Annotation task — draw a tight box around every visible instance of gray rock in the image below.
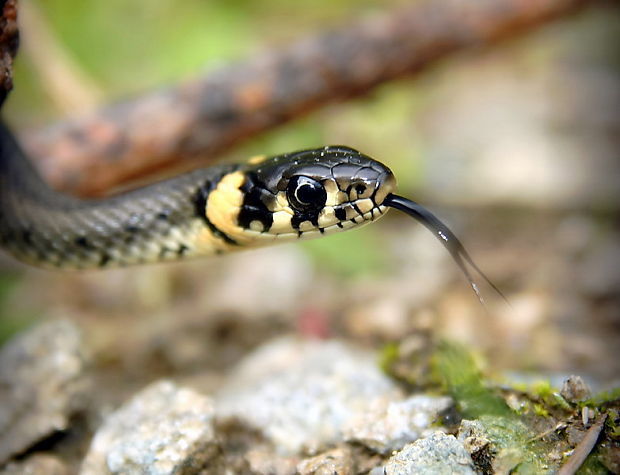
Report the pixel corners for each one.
[344,395,453,454]
[0,320,89,464]
[382,432,477,475]
[81,380,217,475]
[560,375,592,403]
[296,447,355,475]
[458,420,494,474]
[215,337,403,455]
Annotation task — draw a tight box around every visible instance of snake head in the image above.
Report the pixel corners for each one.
[205,146,396,245]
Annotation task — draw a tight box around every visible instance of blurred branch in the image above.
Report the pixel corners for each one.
[19,0,103,115]
[22,0,591,196]
[0,0,18,107]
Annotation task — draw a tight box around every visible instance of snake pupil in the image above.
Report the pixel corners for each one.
[288,176,327,211]
[297,184,317,203]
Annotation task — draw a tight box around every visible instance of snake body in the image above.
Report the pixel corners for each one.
[0,121,395,269]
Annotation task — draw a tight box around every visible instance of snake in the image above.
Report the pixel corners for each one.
[0,119,505,304]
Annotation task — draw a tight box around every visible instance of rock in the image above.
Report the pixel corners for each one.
[560,375,592,403]
[81,380,217,475]
[566,424,587,447]
[382,432,477,475]
[296,447,355,475]
[344,395,453,454]
[458,420,494,474]
[244,448,299,475]
[0,454,70,475]
[215,337,403,455]
[599,443,620,474]
[0,320,89,464]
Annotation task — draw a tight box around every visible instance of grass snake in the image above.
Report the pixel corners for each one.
[0,120,505,304]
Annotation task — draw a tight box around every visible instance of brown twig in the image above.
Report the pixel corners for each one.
[558,413,607,475]
[0,0,18,107]
[21,0,591,196]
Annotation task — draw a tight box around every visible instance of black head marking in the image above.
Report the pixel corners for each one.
[238,172,274,232]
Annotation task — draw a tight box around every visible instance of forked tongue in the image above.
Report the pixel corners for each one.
[383,194,508,306]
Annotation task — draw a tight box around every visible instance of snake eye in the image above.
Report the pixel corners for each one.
[287,176,327,212]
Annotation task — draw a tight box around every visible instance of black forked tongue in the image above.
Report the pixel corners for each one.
[383,194,508,307]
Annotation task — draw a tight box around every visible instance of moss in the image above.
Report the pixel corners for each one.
[433,340,513,419]
[582,388,620,408]
[606,409,620,440]
[533,403,550,418]
[575,455,612,475]
[478,415,553,474]
[432,341,562,473]
[525,380,572,414]
[550,393,573,412]
[531,380,555,399]
[382,339,618,473]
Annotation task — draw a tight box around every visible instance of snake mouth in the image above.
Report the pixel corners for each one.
[383,194,508,306]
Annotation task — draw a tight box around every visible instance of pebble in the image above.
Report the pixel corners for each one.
[0,320,89,464]
[81,380,217,475]
[380,432,477,475]
[560,375,592,403]
[296,447,355,475]
[344,395,454,454]
[215,337,403,455]
[243,448,299,475]
[457,419,494,474]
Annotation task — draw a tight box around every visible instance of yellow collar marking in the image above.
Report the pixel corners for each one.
[205,171,252,244]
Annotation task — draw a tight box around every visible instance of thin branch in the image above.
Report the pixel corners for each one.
[558,413,607,475]
[22,0,591,196]
[0,0,18,107]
